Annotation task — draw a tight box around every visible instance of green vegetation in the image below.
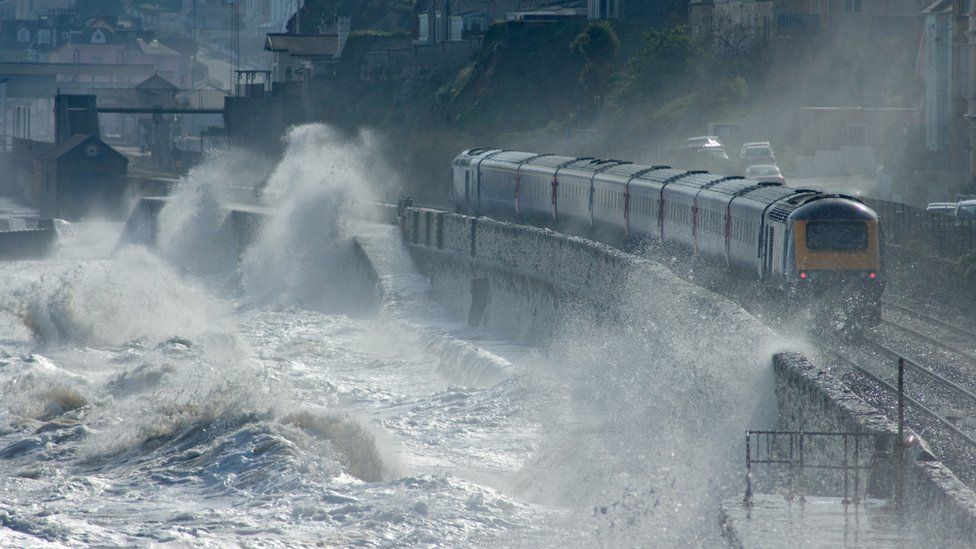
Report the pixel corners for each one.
[440,21,586,132]
[571,21,621,116]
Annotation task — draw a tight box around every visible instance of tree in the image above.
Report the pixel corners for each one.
[617,26,701,108]
[571,21,621,113]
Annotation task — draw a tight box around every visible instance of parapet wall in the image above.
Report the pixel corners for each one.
[775,352,976,541]
[401,207,677,340]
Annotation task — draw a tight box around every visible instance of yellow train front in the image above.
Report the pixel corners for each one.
[782,197,884,326]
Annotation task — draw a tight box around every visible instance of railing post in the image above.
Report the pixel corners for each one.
[853,434,861,504]
[787,433,796,502]
[842,434,850,505]
[744,432,753,504]
[897,357,906,516]
[798,431,806,502]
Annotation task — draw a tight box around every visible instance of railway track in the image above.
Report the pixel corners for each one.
[884,299,976,342]
[828,349,976,448]
[877,316,976,366]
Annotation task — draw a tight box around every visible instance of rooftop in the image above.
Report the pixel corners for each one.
[265,33,340,57]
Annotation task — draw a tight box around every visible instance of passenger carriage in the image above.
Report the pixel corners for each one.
[451,148,884,324]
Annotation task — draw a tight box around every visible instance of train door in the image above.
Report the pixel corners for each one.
[762,225,774,279]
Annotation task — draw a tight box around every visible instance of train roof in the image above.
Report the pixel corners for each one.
[638,168,702,184]
[735,184,797,205]
[566,158,632,170]
[481,151,540,165]
[790,196,878,221]
[527,155,591,168]
[699,178,763,198]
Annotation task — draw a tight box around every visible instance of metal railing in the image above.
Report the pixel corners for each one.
[744,430,898,505]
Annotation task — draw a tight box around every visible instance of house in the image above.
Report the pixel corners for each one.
[34,134,129,220]
[587,0,660,19]
[44,22,191,88]
[690,1,777,39]
[135,37,192,88]
[0,13,76,62]
[792,106,920,178]
[689,0,922,39]
[0,0,73,20]
[418,1,561,43]
[918,0,972,189]
[265,33,343,83]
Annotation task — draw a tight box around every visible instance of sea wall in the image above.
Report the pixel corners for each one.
[399,206,675,341]
[397,205,976,543]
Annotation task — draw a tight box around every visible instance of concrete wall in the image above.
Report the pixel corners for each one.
[401,207,666,341]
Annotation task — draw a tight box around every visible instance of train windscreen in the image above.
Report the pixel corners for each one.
[805,221,868,251]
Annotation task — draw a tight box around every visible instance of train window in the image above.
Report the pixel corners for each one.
[805,221,868,251]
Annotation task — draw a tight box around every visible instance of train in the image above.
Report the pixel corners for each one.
[450,148,884,326]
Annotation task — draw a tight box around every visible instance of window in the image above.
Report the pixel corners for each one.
[37,29,50,44]
[845,0,861,12]
[805,221,868,251]
[16,27,29,42]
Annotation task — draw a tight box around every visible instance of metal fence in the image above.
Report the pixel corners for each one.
[744,430,898,504]
[862,198,976,258]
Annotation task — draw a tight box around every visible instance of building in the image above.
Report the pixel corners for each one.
[918,0,975,193]
[264,32,343,83]
[0,0,73,20]
[792,106,920,179]
[418,1,563,43]
[0,13,76,62]
[34,134,129,220]
[689,0,923,40]
[587,0,659,19]
[44,22,191,88]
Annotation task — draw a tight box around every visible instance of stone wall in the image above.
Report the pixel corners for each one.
[399,207,674,340]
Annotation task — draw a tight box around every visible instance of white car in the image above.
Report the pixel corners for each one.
[926,202,957,216]
[744,164,785,185]
[739,142,776,166]
[955,199,976,220]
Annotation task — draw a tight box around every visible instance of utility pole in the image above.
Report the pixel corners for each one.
[968,2,976,192]
[235,0,240,73]
[951,1,967,189]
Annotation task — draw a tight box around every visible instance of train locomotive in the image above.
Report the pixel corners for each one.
[450,148,884,325]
